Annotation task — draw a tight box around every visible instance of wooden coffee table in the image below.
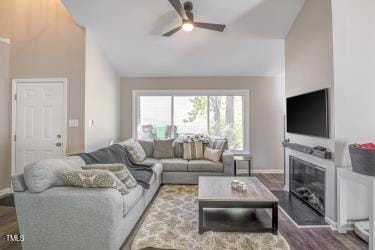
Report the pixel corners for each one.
[198,176,279,235]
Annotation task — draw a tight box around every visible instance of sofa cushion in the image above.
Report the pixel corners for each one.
[188,160,224,172]
[138,139,153,158]
[63,170,128,194]
[160,159,188,172]
[24,158,82,193]
[122,184,143,216]
[153,139,174,159]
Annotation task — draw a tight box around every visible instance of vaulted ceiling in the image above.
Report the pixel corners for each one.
[62,0,305,77]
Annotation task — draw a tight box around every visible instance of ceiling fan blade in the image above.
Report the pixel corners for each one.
[194,22,226,32]
[168,0,187,20]
[162,26,182,37]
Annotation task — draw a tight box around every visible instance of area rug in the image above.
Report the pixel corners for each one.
[131,185,290,250]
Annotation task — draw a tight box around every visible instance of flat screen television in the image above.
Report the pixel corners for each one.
[286,89,329,138]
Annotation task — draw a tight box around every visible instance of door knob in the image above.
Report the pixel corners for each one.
[56,142,62,147]
[57,134,62,138]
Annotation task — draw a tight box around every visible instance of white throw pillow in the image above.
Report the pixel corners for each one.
[204,147,222,163]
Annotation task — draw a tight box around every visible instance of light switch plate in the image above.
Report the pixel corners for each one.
[68,119,79,128]
[89,120,94,127]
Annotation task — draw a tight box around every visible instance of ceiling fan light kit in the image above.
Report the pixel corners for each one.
[182,21,194,31]
[162,0,226,37]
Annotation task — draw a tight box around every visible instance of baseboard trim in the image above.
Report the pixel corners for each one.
[325,216,338,231]
[252,169,284,174]
[0,188,12,198]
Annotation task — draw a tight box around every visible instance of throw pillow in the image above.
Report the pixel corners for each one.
[203,147,222,163]
[138,139,154,158]
[208,138,228,151]
[183,141,204,160]
[81,164,137,188]
[174,142,184,158]
[63,170,128,194]
[119,138,146,163]
[209,138,227,153]
[153,139,174,159]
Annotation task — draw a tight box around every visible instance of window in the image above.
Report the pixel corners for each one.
[139,96,171,128]
[133,90,249,153]
[174,96,208,134]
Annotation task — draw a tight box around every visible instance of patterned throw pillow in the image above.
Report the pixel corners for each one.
[183,141,204,160]
[203,147,222,163]
[63,170,128,194]
[119,139,146,163]
[81,164,137,188]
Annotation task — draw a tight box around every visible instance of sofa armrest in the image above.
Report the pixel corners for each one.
[222,150,234,176]
[14,187,123,250]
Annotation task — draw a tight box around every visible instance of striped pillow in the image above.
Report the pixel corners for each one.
[208,139,228,159]
[183,141,204,160]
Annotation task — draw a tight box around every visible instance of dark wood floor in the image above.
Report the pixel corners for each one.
[256,174,367,250]
[0,174,368,250]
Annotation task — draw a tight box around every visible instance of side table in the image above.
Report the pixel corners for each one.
[234,154,252,176]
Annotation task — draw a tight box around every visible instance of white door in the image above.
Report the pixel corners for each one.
[14,80,66,174]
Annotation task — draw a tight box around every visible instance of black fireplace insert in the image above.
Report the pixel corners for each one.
[289,156,326,215]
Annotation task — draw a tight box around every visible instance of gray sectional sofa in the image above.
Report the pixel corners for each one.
[12,139,234,250]
[138,139,234,184]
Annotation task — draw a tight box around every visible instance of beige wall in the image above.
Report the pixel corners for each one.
[85,30,120,152]
[0,41,10,190]
[285,0,336,221]
[121,77,285,171]
[0,0,86,156]
[285,0,334,97]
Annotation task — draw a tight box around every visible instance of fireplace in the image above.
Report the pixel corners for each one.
[289,156,326,215]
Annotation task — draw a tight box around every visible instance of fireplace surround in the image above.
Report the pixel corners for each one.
[289,156,326,215]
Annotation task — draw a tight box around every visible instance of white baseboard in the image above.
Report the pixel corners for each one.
[252,169,284,174]
[325,216,338,231]
[0,188,12,198]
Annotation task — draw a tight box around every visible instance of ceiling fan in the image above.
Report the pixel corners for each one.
[162,0,226,37]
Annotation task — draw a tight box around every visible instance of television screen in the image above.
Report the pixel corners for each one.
[286,89,329,138]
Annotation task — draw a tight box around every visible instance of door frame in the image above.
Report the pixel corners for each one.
[11,78,68,176]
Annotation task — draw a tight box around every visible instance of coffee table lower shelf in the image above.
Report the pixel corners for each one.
[198,201,278,235]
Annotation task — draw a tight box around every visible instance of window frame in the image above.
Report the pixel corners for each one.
[132,89,250,154]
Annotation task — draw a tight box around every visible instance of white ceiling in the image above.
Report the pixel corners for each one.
[62,0,305,77]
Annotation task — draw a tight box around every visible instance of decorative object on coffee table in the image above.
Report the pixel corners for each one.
[198,176,279,235]
[234,154,252,176]
[131,185,289,250]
